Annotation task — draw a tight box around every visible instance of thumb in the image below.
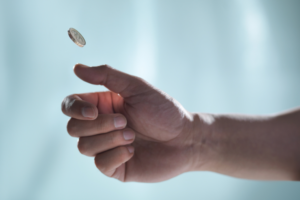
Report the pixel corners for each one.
[73,64,152,98]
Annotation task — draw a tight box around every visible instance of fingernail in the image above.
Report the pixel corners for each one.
[127,146,134,154]
[82,107,96,118]
[123,130,135,140]
[114,116,126,128]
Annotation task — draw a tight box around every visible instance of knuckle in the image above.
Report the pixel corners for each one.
[135,76,144,82]
[96,64,112,74]
[119,178,126,183]
[133,76,146,85]
[77,138,90,156]
[96,65,113,86]
[77,138,94,156]
[94,156,107,173]
[118,147,130,161]
[113,131,121,145]
[110,131,123,146]
[107,132,117,146]
[96,117,105,131]
[100,64,112,71]
[67,119,77,137]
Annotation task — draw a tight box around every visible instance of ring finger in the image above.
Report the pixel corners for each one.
[77,128,136,157]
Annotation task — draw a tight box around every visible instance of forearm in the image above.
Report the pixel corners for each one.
[192,108,300,180]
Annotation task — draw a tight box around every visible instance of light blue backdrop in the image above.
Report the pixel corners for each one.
[0,0,300,200]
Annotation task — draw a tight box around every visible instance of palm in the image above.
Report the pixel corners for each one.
[96,89,193,182]
[71,64,195,182]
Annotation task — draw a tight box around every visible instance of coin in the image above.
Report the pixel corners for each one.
[68,28,86,47]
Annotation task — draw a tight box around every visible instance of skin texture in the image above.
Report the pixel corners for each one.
[62,64,202,182]
[62,64,300,182]
[202,110,300,180]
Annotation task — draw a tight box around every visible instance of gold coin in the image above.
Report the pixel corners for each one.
[68,28,86,47]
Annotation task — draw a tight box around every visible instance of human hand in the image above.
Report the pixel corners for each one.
[61,64,203,182]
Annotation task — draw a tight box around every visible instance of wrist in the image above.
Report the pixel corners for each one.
[188,112,218,172]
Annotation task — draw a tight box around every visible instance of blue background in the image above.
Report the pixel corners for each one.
[1,0,300,199]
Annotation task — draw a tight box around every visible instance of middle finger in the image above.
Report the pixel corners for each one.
[77,128,136,157]
[67,113,127,137]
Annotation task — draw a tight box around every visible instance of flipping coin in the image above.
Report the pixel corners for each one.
[68,28,86,47]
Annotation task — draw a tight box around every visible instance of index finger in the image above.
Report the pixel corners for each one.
[61,94,98,120]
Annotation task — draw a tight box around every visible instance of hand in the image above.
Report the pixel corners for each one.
[61,64,202,182]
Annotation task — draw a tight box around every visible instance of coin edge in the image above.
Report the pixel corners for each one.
[68,28,86,47]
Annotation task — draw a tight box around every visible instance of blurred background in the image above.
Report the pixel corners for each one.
[0,0,300,199]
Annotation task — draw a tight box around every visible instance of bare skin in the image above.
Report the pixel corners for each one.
[61,64,300,182]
